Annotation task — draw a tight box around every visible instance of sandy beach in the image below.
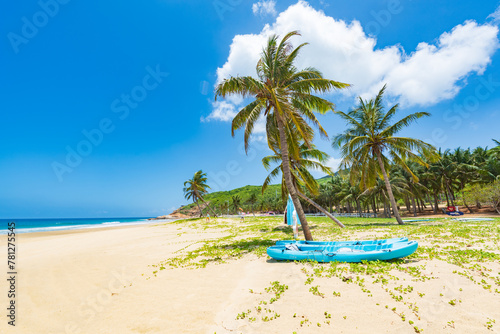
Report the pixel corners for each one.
[4,1,500,333]
[1,217,499,333]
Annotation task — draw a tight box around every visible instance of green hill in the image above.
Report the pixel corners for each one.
[179,175,334,215]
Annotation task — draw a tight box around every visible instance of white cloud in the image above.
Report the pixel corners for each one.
[252,0,277,17]
[216,33,268,85]
[379,21,500,106]
[319,0,330,9]
[469,121,479,130]
[252,115,266,133]
[325,157,342,173]
[488,5,500,23]
[309,156,341,178]
[202,100,267,142]
[201,101,237,122]
[208,0,499,119]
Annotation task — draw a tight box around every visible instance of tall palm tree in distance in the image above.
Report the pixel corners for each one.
[489,139,500,160]
[333,85,437,225]
[215,31,349,240]
[231,195,242,214]
[183,170,217,217]
[247,193,258,216]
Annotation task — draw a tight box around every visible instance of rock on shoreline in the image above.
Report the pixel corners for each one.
[148,213,191,220]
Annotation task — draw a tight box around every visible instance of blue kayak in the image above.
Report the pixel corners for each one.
[275,237,408,247]
[267,241,418,263]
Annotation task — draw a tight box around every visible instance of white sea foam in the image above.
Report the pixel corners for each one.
[0,218,176,234]
[102,221,120,225]
[5,224,92,234]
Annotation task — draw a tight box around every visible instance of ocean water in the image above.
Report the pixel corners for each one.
[0,217,173,234]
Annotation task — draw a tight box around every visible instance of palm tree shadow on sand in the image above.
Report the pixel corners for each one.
[342,221,445,228]
[271,225,319,234]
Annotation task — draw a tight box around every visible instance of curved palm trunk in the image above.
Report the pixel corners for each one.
[444,189,450,207]
[276,115,313,240]
[405,196,411,212]
[297,191,345,228]
[195,200,203,217]
[461,191,473,213]
[383,200,391,218]
[375,151,404,225]
[194,190,217,217]
[408,183,417,217]
[446,182,455,206]
[433,193,439,213]
[411,197,417,217]
[427,195,434,213]
[198,196,218,217]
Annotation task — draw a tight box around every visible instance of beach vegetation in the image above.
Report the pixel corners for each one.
[150,215,499,331]
[309,285,324,297]
[486,318,496,330]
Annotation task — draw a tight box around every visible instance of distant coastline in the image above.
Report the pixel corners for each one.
[0,217,176,234]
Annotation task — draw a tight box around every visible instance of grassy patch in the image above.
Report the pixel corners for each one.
[151,216,500,331]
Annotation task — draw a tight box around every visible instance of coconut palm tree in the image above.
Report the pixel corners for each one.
[247,193,258,216]
[231,195,242,214]
[262,139,345,228]
[339,183,363,215]
[215,31,349,240]
[361,174,410,218]
[395,162,428,216]
[332,85,437,225]
[449,148,485,213]
[429,149,458,207]
[183,170,217,217]
[318,182,334,213]
[490,139,500,157]
[327,175,347,213]
[220,201,229,215]
[487,140,500,179]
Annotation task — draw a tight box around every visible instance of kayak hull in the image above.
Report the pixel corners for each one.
[267,241,418,263]
[275,237,408,247]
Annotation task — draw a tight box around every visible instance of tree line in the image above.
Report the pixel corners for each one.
[183,31,500,240]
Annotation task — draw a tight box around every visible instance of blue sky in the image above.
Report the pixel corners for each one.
[1,0,499,218]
